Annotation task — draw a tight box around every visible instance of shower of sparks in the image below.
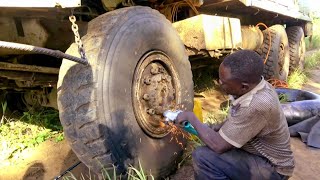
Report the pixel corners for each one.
[167,122,191,149]
[161,104,191,149]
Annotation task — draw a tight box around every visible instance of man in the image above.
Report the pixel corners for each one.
[176,50,294,180]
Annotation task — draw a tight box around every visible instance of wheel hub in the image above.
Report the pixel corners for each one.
[133,51,181,138]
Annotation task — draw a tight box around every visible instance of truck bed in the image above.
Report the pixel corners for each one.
[200,0,311,25]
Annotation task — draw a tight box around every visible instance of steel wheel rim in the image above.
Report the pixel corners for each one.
[133,51,181,138]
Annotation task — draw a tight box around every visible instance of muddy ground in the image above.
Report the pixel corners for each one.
[1,63,320,180]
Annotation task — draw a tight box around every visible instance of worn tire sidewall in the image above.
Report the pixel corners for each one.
[286,26,305,72]
[98,10,193,175]
[259,25,290,80]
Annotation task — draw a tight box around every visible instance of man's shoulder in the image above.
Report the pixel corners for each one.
[250,86,279,111]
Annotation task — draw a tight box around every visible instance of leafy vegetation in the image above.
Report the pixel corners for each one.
[0,107,63,161]
[278,93,289,103]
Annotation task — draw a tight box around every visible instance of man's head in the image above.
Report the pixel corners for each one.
[219,50,264,96]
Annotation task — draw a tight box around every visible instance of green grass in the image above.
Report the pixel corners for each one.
[305,50,320,69]
[287,69,308,89]
[0,108,64,161]
[126,160,154,180]
[306,36,320,50]
[306,18,320,50]
[204,108,228,125]
[203,99,229,125]
[0,101,7,124]
[62,161,154,180]
[278,93,289,103]
[287,48,320,89]
[193,67,219,93]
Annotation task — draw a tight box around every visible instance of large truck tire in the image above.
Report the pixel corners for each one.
[256,25,290,81]
[57,7,193,178]
[286,26,306,72]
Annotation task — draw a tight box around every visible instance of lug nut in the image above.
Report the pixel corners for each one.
[143,94,150,101]
[146,108,155,115]
[144,77,151,85]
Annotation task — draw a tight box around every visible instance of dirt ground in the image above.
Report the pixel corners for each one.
[290,65,320,180]
[1,60,320,180]
[0,140,94,180]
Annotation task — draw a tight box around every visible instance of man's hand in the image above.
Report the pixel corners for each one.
[176,111,233,154]
[176,111,198,125]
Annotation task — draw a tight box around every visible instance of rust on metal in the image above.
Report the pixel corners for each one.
[0,70,57,81]
[0,70,57,88]
[0,61,59,74]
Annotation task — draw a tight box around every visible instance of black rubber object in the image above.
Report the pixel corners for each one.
[256,25,290,81]
[276,88,320,126]
[286,26,306,72]
[57,7,193,178]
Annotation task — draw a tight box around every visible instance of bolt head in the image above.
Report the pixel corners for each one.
[146,108,155,115]
[144,77,151,85]
[143,94,150,101]
[159,67,165,73]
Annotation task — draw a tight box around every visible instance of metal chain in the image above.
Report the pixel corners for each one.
[69,15,87,61]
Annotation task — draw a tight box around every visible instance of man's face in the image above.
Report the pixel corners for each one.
[218,64,243,96]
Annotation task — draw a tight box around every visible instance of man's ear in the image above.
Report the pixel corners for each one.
[241,82,250,91]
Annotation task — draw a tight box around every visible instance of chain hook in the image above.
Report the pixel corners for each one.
[69,10,88,63]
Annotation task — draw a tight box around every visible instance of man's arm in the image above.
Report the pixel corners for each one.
[210,121,225,132]
[176,112,233,154]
